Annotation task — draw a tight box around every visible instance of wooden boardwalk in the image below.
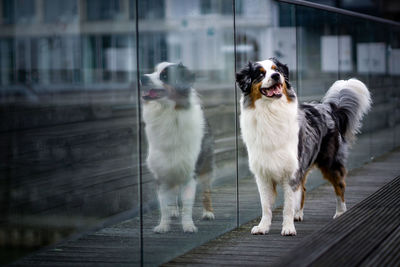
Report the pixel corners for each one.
[277,175,400,267]
[165,148,400,266]
[11,148,400,266]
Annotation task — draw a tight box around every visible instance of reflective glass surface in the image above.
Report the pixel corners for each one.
[337,15,372,168]
[391,27,400,147]
[137,0,237,264]
[295,6,340,193]
[0,0,139,264]
[367,23,396,159]
[296,7,338,99]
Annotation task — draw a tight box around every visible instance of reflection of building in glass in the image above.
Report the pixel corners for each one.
[0,0,136,87]
[0,0,289,89]
[2,0,397,91]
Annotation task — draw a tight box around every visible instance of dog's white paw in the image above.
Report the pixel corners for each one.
[333,211,345,219]
[182,222,198,233]
[154,223,170,233]
[294,209,304,221]
[170,208,179,218]
[202,210,215,220]
[251,224,270,235]
[281,223,296,236]
[334,200,347,219]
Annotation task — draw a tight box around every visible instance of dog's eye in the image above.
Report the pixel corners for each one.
[160,71,167,80]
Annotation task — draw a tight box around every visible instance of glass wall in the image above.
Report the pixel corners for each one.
[337,15,372,168]
[295,6,340,190]
[1,0,399,266]
[137,0,237,265]
[367,22,396,158]
[391,26,400,147]
[0,0,140,265]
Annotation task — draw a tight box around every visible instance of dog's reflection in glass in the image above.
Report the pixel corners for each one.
[141,62,215,233]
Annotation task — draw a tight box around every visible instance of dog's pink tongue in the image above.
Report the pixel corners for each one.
[149,90,158,98]
[267,90,274,97]
[273,85,281,95]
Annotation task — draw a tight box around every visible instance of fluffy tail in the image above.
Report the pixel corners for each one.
[323,78,372,141]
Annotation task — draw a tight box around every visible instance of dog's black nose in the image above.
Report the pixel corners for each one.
[140,75,150,86]
[271,73,280,81]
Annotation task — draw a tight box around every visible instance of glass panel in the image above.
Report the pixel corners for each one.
[337,15,372,169]
[391,27,400,147]
[367,22,396,158]
[0,0,139,265]
[138,0,237,265]
[296,6,340,192]
[235,1,298,225]
[296,6,339,99]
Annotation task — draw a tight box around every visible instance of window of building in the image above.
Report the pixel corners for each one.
[44,0,78,23]
[86,0,122,21]
[2,0,36,24]
[200,0,234,15]
[135,0,165,20]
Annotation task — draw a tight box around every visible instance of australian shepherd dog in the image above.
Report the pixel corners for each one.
[236,58,371,236]
[141,62,215,233]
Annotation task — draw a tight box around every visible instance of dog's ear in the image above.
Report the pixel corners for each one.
[177,64,195,87]
[270,57,292,90]
[236,61,256,95]
[161,63,195,89]
[270,57,289,81]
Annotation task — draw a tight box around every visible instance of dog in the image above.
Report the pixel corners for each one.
[236,58,371,236]
[141,62,215,233]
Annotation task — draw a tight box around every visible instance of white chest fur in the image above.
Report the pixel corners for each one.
[143,92,204,184]
[240,97,299,182]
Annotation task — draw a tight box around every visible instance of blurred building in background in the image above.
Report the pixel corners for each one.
[0,0,297,95]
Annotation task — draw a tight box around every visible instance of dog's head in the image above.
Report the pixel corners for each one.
[236,58,296,108]
[141,62,195,108]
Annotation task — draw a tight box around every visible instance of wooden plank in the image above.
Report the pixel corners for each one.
[275,175,400,266]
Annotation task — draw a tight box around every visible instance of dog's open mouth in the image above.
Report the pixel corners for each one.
[142,89,167,100]
[260,83,283,98]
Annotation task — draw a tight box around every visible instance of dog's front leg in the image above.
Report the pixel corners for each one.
[252,176,276,235]
[154,184,174,233]
[181,178,198,233]
[281,181,297,236]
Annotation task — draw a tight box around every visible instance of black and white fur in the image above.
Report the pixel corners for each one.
[236,58,371,236]
[141,62,215,233]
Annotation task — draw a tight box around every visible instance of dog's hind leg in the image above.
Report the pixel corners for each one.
[319,165,347,219]
[198,172,215,220]
[181,177,198,233]
[293,184,305,221]
[251,176,276,235]
[293,170,311,221]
